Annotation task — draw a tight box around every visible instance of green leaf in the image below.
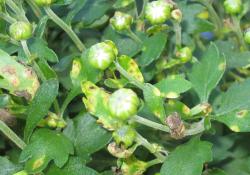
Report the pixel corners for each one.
[0,49,40,99]
[73,0,113,25]
[203,169,227,175]
[222,157,250,175]
[155,74,192,98]
[143,83,166,122]
[20,128,74,174]
[160,137,212,175]
[74,113,111,160]
[214,79,250,115]
[0,156,22,175]
[37,59,57,80]
[137,32,167,67]
[24,79,59,141]
[188,43,226,102]
[214,110,250,132]
[47,157,99,175]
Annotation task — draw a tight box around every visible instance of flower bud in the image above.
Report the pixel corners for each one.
[171,9,182,22]
[110,11,133,31]
[34,0,55,6]
[13,170,28,175]
[244,28,250,44]
[9,21,33,41]
[46,112,59,128]
[113,125,136,148]
[176,46,192,63]
[88,40,118,70]
[108,88,140,120]
[145,0,172,25]
[107,142,137,158]
[121,157,147,175]
[223,0,242,15]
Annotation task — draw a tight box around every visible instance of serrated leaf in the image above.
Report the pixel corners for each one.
[155,74,192,98]
[81,81,121,130]
[0,49,39,99]
[188,43,226,102]
[24,79,59,141]
[46,157,99,175]
[160,137,212,175]
[0,156,22,175]
[20,129,74,174]
[143,83,165,122]
[118,55,144,83]
[137,32,167,67]
[214,109,250,132]
[74,113,111,160]
[214,79,250,115]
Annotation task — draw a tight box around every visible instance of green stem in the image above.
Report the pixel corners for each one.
[146,159,162,168]
[25,0,42,18]
[21,40,31,58]
[5,0,29,22]
[173,21,182,48]
[135,132,166,162]
[127,28,143,44]
[138,0,149,19]
[114,61,144,89]
[44,7,85,52]
[197,0,222,37]
[132,115,170,132]
[184,119,205,136]
[0,12,16,23]
[0,120,26,149]
[231,16,247,51]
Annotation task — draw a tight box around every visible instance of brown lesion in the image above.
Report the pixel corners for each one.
[1,66,17,75]
[165,112,185,139]
[0,108,17,127]
[14,90,32,100]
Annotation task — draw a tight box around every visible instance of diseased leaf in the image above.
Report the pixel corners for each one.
[20,129,74,174]
[46,157,99,175]
[155,74,192,98]
[160,137,212,175]
[143,83,166,122]
[24,79,59,141]
[137,32,167,67]
[214,110,250,132]
[214,79,250,115]
[188,43,226,102]
[0,49,39,99]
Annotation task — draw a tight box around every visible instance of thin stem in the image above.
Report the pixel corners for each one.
[138,0,149,19]
[231,16,247,51]
[21,40,31,58]
[44,7,85,52]
[25,0,42,18]
[132,115,170,132]
[173,21,182,48]
[5,0,29,22]
[0,12,16,23]
[0,120,26,149]
[146,159,162,168]
[127,28,143,44]
[184,119,205,136]
[114,61,144,89]
[136,132,166,162]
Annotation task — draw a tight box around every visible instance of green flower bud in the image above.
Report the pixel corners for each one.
[88,40,117,70]
[223,0,242,14]
[108,88,140,120]
[107,142,137,158]
[57,120,67,128]
[176,47,192,63]
[34,0,55,6]
[145,0,172,25]
[244,28,250,44]
[9,21,33,41]
[113,125,136,148]
[110,11,133,31]
[121,157,147,175]
[46,112,59,128]
[171,9,182,22]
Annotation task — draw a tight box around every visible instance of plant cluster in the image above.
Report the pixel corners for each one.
[1,0,250,175]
